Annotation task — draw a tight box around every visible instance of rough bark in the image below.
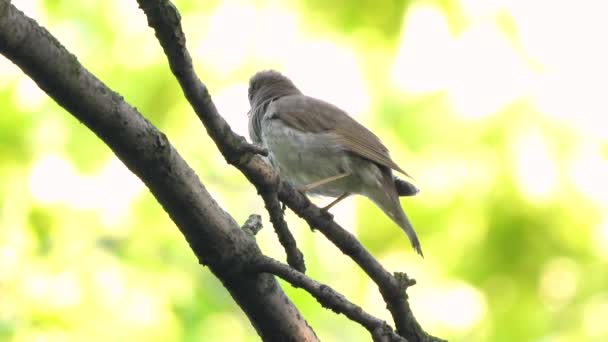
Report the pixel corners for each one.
[0,1,444,341]
[0,2,317,341]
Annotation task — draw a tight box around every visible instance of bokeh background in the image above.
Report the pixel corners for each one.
[1,0,607,341]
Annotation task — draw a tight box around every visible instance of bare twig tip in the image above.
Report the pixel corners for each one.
[242,214,263,235]
[393,272,417,290]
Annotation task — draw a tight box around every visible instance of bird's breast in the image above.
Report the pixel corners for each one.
[261,118,352,197]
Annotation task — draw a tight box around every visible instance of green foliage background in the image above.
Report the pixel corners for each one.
[1,0,607,341]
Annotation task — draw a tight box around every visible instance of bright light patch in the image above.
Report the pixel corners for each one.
[391,4,451,93]
[459,0,503,19]
[538,257,578,309]
[201,313,247,341]
[96,158,145,227]
[108,0,148,35]
[116,289,165,328]
[248,5,300,63]
[0,246,18,281]
[92,265,127,306]
[583,294,608,339]
[22,269,51,302]
[0,58,20,89]
[446,23,531,119]
[412,281,487,331]
[213,83,250,137]
[512,0,608,139]
[32,117,69,152]
[193,1,257,74]
[193,2,299,75]
[510,129,558,202]
[14,0,46,23]
[417,151,498,207]
[533,71,608,140]
[285,40,369,117]
[109,0,160,69]
[326,196,356,234]
[29,154,77,205]
[21,268,81,309]
[594,219,608,260]
[28,155,144,227]
[567,143,608,206]
[392,4,530,119]
[49,272,82,309]
[509,0,608,71]
[14,77,46,112]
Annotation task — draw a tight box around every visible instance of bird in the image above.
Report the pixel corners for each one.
[247,70,423,256]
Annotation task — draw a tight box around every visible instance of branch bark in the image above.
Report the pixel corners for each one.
[134,1,442,341]
[251,256,406,342]
[0,0,444,341]
[0,2,317,341]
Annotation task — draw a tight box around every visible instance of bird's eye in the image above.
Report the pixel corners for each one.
[248,83,256,101]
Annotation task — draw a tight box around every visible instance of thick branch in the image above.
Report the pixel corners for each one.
[133,1,442,341]
[0,2,317,341]
[253,256,407,342]
[136,0,305,271]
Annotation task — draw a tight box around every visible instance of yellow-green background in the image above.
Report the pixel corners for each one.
[1,0,607,341]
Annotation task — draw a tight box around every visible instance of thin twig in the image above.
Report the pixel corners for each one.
[134,1,443,341]
[136,0,304,273]
[260,192,306,272]
[278,183,430,339]
[241,214,263,235]
[0,2,319,340]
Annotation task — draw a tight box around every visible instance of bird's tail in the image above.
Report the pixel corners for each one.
[392,203,423,257]
[369,173,424,257]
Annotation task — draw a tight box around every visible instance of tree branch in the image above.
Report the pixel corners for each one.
[135,0,306,272]
[279,184,437,340]
[133,1,443,340]
[241,214,264,235]
[252,255,407,342]
[0,2,317,341]
[0,0,445,340]
[261,191,306,272]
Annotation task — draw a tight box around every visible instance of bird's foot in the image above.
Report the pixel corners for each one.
[319,208,334,220]
[236,136,268,156]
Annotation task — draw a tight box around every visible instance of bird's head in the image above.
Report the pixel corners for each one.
[248,70,301,105]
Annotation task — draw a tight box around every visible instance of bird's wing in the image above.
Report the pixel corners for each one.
[270,95,410,176]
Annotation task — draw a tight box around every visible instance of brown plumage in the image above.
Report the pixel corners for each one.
[270,95,411,177]
[248,70,423,256]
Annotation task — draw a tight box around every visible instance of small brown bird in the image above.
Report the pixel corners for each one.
[248,70,423,256]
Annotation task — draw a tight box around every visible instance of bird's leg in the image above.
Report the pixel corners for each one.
[235,135,268,156]
[321,193,350,212]
[296,172,351,193]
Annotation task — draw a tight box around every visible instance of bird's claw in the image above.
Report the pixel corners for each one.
[319,207,334,220]
[237,137,268,156]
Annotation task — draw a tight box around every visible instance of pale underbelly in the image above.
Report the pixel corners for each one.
[262,119,359,197]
